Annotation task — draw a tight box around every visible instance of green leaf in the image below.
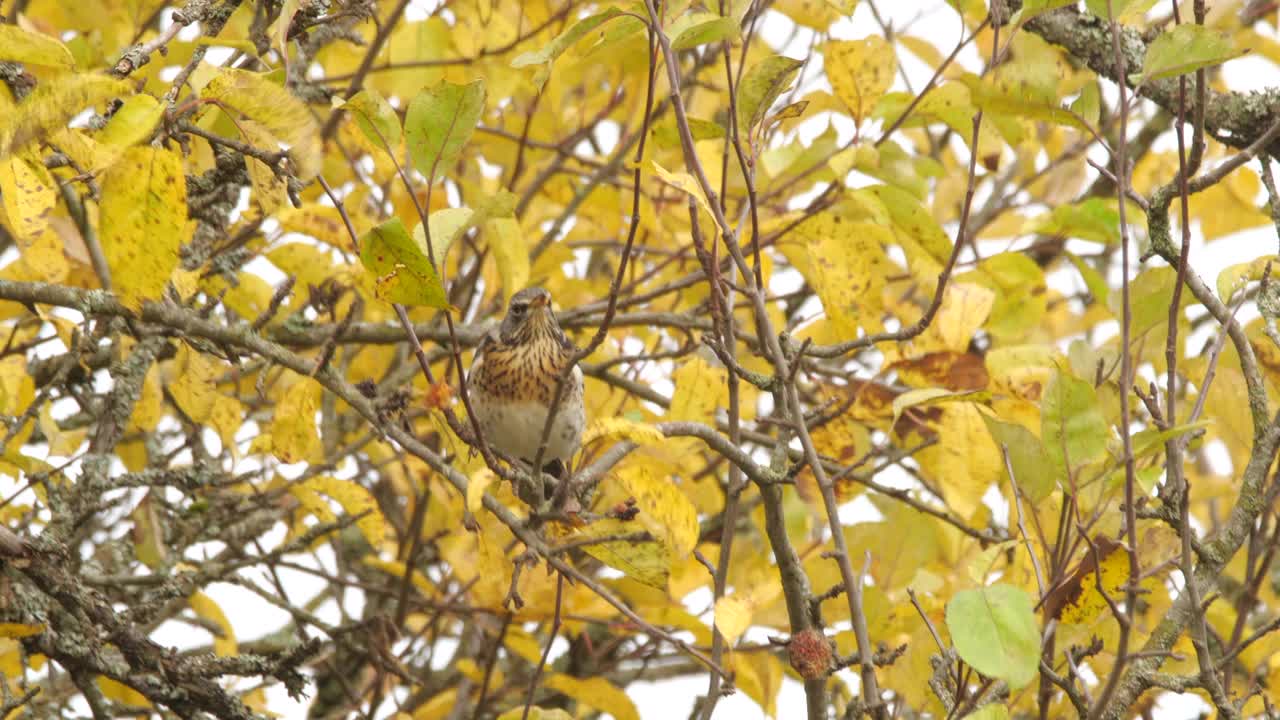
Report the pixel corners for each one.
[1116,267,1179,337]
[946,584,1040,689]
[963,74,1085,131]
[967,252,1048,342]
[511,7,626,87]
[1066,251,1110,306]
[1028,198,1120,245]
[736,56,804,133]
[1084,0,1144,20]
[1131,420,1211,459]
[672,16,740,50]
[100,147,188,311]
[202,68,321,179]
[413,190,519,264]
[651,116,725,150]
[359,218,448,308]
[1041,369,1109,483]
[0,24,75,67]
[340,89,401,149]
[1217,255,1278,302]
[416,207,474,265]
[1137,24,1245,85]
[1069,83,1100,129]
[868,184,954,266]
[983,415,1055,502]
[405,79,486,181]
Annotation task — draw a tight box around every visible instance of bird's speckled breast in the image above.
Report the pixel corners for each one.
[472,336,577,406]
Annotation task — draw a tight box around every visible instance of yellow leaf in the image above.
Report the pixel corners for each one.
[0,639,19,678]
[188,591,237,656]
[668,355,727,425]
[581,417,664,447]
[130,491,167,570]
[411,689,458,720]
[914,402,1003,519]
[931,282,996,352]
[37,404,85,457]
[774,0,856,29]
[1217,254,1278,301]
[486,218,529,303]
[99,146,187,310]
[210,395,242,451]
[298,476,388,548]
[733,651,783,717]
[789,212,892,337]
[267,241,336,289]
[289,481,336,528]
[455,657,485,682]
[277,205,352,249]
[1189,165,1271,242]
[0,623,43,639]
[170,267,201,301]
[97,676,149,708]
[898,34,944,67]
[825,37,896,122]
[242,687,272,715]
[18,227,69,283]
[544,675,639,720]
[96,93,166,160]
[575,518,672,588]
[271,378,322,464]
[0,153,56,243]
[0,74,129,156]
[0,24,74,67]
[714,594,755,644]
[202,68,321,180]
[650,160,713,218]
[614,464,698,560]
[128,365,163,432]
[239,118,286,214]
[496,708,572,720]
[466,467,496,515]
[503,626,543,663]
[170,344,219,423]
[1059,544,1130,626]
[206,272,274,320]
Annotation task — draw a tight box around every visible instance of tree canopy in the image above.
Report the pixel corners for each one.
[2,0,1280,719]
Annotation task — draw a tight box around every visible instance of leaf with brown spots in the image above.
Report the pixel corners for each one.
[99,146,187,310]
[890,351,990,391]
[825,37,896,123]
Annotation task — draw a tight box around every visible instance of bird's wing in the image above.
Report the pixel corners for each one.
[555,327,577,353]
[469,330,500,378]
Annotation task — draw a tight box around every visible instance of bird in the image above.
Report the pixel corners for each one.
[467,287,585,480]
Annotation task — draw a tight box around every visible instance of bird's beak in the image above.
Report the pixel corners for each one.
[530,294,549,309]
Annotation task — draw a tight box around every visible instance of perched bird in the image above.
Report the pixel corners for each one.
[468,287,585,478]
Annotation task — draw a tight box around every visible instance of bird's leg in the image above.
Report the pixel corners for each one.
[542,458,567,481]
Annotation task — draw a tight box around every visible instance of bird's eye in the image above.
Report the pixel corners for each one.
[511,303,527,316]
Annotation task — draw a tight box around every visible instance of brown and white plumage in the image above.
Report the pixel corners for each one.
[468,287,585,469]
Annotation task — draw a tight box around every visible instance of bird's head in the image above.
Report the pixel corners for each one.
[499,287,561,344]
